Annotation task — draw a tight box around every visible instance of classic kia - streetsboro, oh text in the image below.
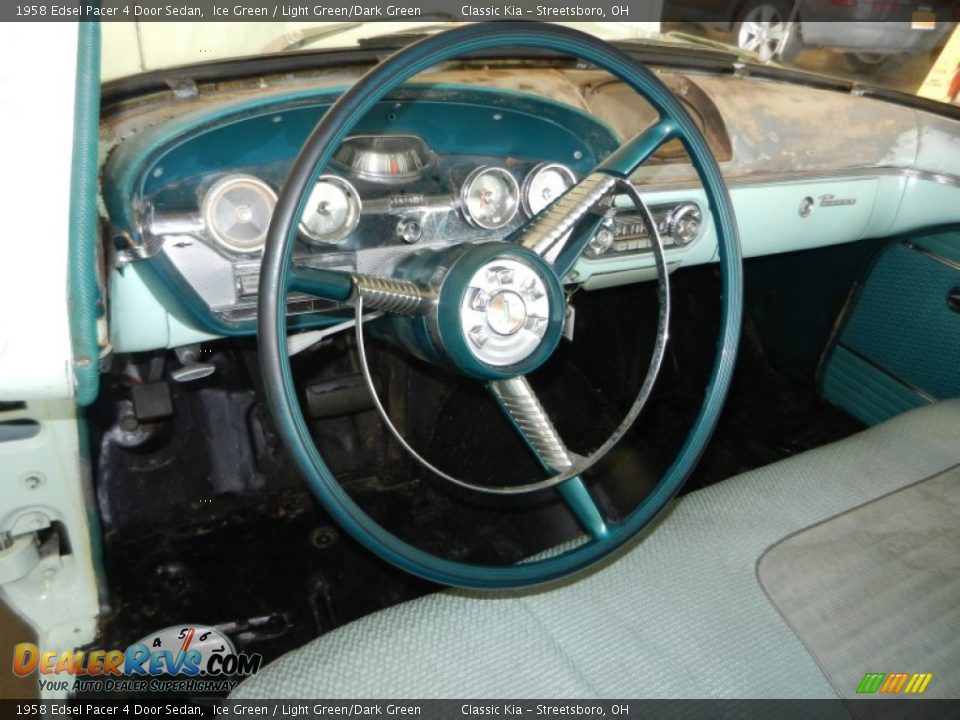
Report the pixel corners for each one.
[461,4,609,15]
[462,705,608,716]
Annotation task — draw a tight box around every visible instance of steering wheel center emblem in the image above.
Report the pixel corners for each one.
[487,290,527,336]
[458,257,555,368]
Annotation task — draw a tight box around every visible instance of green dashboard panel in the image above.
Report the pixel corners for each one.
[103,84,618,237]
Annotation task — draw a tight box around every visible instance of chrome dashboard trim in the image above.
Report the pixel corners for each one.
[630,166,960,194]
[360,194,456,215]
[114,232,166,266]
[119,163,960,329]
[899,168,960,188]
[126,166,960,267]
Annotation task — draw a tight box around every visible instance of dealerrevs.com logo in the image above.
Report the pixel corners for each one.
[13,625,262,694]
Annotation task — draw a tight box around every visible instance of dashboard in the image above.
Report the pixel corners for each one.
[101,67,960,352]
[103,84,706,338]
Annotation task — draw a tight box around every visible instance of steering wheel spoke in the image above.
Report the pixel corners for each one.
[288,265,354,301]
[507,117,680,278]
[352,273,432,316]
[595,116,680,177]
[288,265,430,316]
[556,477,609,541]
[508,172,617,266]
[488,376,609,539]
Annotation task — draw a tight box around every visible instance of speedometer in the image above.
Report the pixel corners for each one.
[522,163,575,216]
[335,135,434,182]
[299,175,361,245]
[461,166,520,230]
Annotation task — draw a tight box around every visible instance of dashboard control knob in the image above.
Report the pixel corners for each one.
[667,203,701,246]
[587,228,614,257]
[396,217,422,244]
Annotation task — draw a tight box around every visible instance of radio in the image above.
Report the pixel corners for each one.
[586,202,702,258]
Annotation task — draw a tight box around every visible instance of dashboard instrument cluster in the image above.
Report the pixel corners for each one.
[105,85,707,338]
[191,134,582,253]
[138,133,590,325]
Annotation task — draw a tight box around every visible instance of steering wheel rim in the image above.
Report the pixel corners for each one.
[259,22,743,589]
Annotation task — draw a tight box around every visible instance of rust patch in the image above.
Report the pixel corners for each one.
[691,74,918,173]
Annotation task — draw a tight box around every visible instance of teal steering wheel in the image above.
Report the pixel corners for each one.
[258,22,743,589]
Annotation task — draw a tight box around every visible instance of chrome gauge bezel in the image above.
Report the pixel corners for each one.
[202,174,277,254]
[299,175,362,246]
[460,166,520,230]
[521,162,576,217]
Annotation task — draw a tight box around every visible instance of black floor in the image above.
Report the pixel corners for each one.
[646,325,864,494]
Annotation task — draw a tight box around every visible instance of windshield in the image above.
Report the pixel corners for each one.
[102,18,960,107]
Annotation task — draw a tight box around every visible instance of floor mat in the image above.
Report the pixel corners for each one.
[757,465,960,700]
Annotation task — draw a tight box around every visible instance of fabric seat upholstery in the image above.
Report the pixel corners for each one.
[232,400,960,699]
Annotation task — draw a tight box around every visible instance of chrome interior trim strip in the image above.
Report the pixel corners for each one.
[899,168,960,188]
[903,240,960,272]
[629,166,960,194]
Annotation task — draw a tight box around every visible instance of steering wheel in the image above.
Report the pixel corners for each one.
[259,22,742,589]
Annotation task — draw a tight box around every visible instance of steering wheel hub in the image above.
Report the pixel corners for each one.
[428,244,565,380]
[486,291,526,336]
[459,256,552,367]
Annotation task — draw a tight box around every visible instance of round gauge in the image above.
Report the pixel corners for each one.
[202,175,277,253]
[461,166,520,230]
[522,163,576,216]
[299,175,362,245]
[334,135,434,182]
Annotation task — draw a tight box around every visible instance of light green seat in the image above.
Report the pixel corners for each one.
[232,400,960,699]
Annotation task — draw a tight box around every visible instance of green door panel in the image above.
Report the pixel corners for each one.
[821,229,960,425]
